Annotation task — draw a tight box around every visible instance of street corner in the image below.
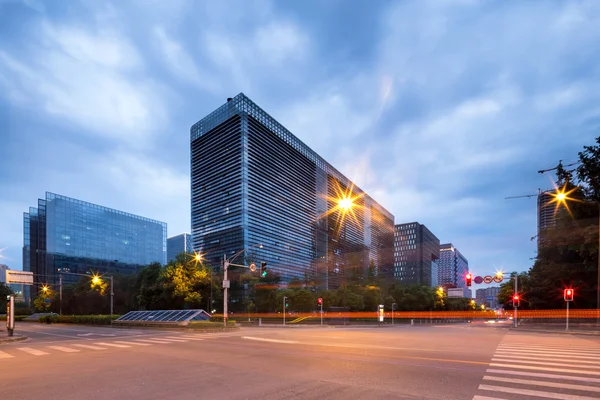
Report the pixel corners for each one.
[0,334,28,344]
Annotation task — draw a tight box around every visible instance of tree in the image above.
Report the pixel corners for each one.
[34,289,53,312]
[133,263,167,310]
[162,255,210,308]
[0,283,13,310]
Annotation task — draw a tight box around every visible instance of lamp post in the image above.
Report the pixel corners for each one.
[222,244,263,327]
[392,302,396,325]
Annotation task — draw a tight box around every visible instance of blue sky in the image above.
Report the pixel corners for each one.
[0,0,598,293]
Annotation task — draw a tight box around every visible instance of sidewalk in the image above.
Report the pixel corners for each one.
[0,331,27,343]
[512,324,600,336]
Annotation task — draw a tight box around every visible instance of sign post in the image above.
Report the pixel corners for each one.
[564,289,574,331]
[6,294,15,337]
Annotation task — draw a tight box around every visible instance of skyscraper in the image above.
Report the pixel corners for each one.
[167,233,193,262]
[190,94,394,287]
[23,192,167,292]
[438,243,469,288]
[393,222,440,286]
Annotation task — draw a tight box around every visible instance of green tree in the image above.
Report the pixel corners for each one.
[133,262,167,310]
[0,283,13,310]
[162,255,210,308]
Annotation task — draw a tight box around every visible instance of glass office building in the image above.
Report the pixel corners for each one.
[393,222,440,287]
[23,192,167,290]
[167,233,194,262]
[438,243,469,288]
[191,93,394,288]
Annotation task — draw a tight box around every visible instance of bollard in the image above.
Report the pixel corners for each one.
[411,319,414,326]
[259,318,262,327]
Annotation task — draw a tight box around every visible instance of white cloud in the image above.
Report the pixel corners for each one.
[0,21,167,146]
[253,22,309,65]
[153,26,219,93]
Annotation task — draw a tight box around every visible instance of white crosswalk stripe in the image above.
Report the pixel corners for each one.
[165,336,204,341]
[47,346,79,353]
[133,339,174,344]
[147,337,187,342]
[0,351,14,359]
[16,347,49,356]
[95,342,131,348]
[72,344,106,350]
[472,336,600,400]
[113,341,151,346]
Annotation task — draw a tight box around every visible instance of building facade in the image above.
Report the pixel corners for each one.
[190,94,394,288]
[476,286,500,309]
[23,192,167,291]
[167,233,194,262]
[438,243,469,288]
[393,222,440,286]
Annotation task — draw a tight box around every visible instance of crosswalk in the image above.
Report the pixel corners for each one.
[472,336,600,400]
[0,333,233,360]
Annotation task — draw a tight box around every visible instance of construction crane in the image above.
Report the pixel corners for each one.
[538,160,580,174]
[505,189,542,200]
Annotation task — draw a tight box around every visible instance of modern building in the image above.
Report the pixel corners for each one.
[167,233,194,262]
[23,192,167,293]
[190,93,394,288]
[476,286,500,309]
[393,222,440,286]
[438,243,469,288]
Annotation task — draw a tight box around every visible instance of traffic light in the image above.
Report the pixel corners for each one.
[564,289,574,302]
[466,273,472,287]
[260,262,268,277]
[317,297,323,306]
[513,294,520,307]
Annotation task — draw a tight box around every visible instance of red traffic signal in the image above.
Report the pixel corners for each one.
[465,273,472,287]
[564,289,574,302]
[513,294,520,307]
[317,297,323,306]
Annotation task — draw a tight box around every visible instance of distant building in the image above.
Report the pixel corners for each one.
[167,233,193,262]
[23,192,167,294]
[393,222,440,287]
[438,243,469,288]
[476,286,501,308]
[190,93,394,288]
[0,264,8,282]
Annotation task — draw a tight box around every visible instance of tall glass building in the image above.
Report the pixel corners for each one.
[438,243,469,288]
[191,93,394,288]
[393,222,440,286]
[23,192,167,291]
[167,233,193,262]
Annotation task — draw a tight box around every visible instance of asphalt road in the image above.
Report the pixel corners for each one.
[1,322,600,400]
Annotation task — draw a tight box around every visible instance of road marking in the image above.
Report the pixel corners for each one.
[479,384,598,400]
[486,368,600,383]
[17,347,48,356]
[0,351,14,359]
[242,336,298,344]
[134,339,173,344]
[95,342,131,348]
[47,346,79,353]
[483,375,600,393]
[165,336,203,341]
[149,337,187,342]
[472,396,508,400]
[496,348,600,358]
[77,333,116,337]
[495,350,599,361]
[497,346,600,356]
[72,344,106,350]
[498,343,600,351]
[492,357,600,370]
[490,363,600,376]
[113,341,150,346]
[493,354,600,365]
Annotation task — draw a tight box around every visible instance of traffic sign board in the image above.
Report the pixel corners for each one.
[474,276,484,284]
[483,275,493,284]
[6,270,34,285]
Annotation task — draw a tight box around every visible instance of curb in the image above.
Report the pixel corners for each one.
[511,328,600,336]
[0,335,28,344]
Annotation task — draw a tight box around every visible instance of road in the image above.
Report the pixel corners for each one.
[1,322,600,399]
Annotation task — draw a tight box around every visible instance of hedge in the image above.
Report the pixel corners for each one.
[188,320,237,329]
[38,315,120,325]
[0,315,28,322]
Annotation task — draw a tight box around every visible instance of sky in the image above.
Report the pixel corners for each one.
[0,0,599,294]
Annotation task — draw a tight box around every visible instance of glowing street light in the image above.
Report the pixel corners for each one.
[41,285,49,293]
[91,275,101,285]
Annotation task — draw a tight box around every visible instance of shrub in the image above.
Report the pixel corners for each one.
[38,315,120,325]
[188,320,237,328]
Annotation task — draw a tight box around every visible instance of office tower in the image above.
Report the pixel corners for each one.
[190,93,394,288]
[167,233,194,262]
[23,192,166,292]
[438,243,469,288]
[393,222,440,286]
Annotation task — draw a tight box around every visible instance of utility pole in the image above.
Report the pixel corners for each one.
[59,274,62,316]
[283,296,287,326]
[223,254,229,327]
[110,275,114,318]
[513,273,518,328]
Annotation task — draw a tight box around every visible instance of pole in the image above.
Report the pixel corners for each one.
[110,276,114,318]
[283,296,287,326]
[566,300,570,331]
[513,273,518,328]
[223,254,228,327]
[59,274,63,316]
[320,303,323,326]
[392,303,396,325]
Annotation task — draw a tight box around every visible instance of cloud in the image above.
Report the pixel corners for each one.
[253,22,310,65]
[153,26,219,93]
[0,20,167,146]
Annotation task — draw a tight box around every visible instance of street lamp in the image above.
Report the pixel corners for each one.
[549,183,599,324]
[392,302,396,325]
[222,244,264,327]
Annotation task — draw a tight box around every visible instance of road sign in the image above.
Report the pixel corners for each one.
[222,280,230,289]
[474,276,483,284]
[6,270,34,285]
[493,275,503,283]
[447,288,464,298]
[249,263,256,272]
[483,275,493,284]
